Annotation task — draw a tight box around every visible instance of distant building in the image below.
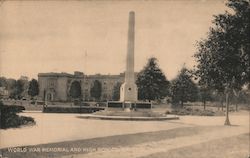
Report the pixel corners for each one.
[38,71,132,102]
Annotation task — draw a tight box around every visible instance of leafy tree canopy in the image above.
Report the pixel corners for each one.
[28,79,39,98]
[194,0,250,91]
[136,57,170,101]
[171,67,199,107]
[0,77,8,87]
[10,79,25,99]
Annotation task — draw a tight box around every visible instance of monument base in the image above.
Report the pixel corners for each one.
[120,83,138,102]
[78,114,179,121]
[88,101,179,121]
[107,101,152,110]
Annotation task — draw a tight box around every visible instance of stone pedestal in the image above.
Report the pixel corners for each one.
[120,83,138,102]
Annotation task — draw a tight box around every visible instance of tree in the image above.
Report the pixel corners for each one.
[194,0,250,125]
[112,82,122,101]
[12,79,25,99]
[28,79,39,99]
[231,79,244,111]
[236,89,250,105]
[0,77,8,87]
[136,57,170,101]
[171,67,198,107]
[90,80,102,101]
[0,78,25,99]
[199,86,212,110]
[6,78,16,91]
[69,81,82,99]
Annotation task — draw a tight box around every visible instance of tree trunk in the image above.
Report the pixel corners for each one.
[233,90,239,112]
[224,92,231,126]
[235,92,239,112]
[221,99,224,111]
[218,92,224,111]
[181,100,183,108]
[203,100,206,110]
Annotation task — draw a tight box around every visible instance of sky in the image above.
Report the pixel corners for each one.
[0,0,227,80]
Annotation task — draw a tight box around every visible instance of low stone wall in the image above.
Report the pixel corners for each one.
[135,102,152,109]
[107,101,152,109]
[43,106,105,113]
[107,102,123,108]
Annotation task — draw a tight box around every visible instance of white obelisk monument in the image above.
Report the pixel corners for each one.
[120,11,138,102]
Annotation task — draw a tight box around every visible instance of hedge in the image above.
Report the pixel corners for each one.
[107,102,123,108]
[107,102,152,109]
[135,102,152,109]
[0,102,35,129]
[43,106,105,113]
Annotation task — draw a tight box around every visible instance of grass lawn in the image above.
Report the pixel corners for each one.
[140,133,249,158]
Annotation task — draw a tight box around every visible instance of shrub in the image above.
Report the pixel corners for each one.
[0,101,35,129]
[43,106,104,113]
[96,102,107,107]
[30,100,36,104]
[168,107,223,116]
[80,102,90,106]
